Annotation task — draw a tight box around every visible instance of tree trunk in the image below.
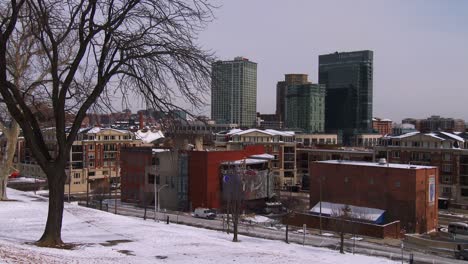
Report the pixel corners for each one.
[285,224,289,244]
[0,177,7,201]
[226,203,230,235]
[340,231,344,254]
[36,168,66,247]
[0,121,20,201]
[232,199,240,242]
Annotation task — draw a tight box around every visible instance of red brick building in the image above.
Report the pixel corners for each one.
[372,117,392,135]
[310,160,438,233]
[188,145,265,209]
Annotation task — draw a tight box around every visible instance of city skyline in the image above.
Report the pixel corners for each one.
[199,0,468,122]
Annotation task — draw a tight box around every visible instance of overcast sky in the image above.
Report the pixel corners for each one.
[197,0,468,123]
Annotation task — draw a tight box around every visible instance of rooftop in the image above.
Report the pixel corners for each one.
[315,160,436,170]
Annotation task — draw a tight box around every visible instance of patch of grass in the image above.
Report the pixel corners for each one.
[100,239,133,247]
[117,249,135,256]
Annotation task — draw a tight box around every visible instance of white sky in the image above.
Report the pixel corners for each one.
[197,0,468,123]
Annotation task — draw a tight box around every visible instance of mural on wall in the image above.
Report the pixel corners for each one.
[428,176,435,205]
[221,168,274,201]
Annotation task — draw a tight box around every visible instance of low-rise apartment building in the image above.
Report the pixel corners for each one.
[14,127,152,193]
[376,131,468,207]
[215,129,297,188]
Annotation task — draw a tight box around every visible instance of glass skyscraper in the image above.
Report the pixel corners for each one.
[211,57,257,127]
[319,50,373,143]
[285,83,325,133]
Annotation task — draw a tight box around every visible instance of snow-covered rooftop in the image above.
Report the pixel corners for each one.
[248,153,275,160]
[386,131,466,142]
[221,158,268,165]
[390,131,420,139]
[310,202,385,222]
[152,148,171,154]
[83,127,130,134]
[316,160,436,169]
[225,128,294,137]
[135,129,164,144]
[439,131,465,142]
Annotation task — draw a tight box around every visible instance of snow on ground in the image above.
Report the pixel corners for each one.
[243,215,274,223]
[0,189,396,264]
[8,177,46,183]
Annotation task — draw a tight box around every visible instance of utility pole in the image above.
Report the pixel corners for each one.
[113,165,117,214]
[154,177,158,221]
[68,147,72,202]
[86,172,89,207]
[319,176,322,235]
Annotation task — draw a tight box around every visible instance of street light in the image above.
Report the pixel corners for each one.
[154,183,168,221]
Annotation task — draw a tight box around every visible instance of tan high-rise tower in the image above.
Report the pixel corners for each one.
[276,74,310,122]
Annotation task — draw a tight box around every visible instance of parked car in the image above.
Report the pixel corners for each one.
[194,208,216,219]
[455,249,468,260]
[448,222,468,240]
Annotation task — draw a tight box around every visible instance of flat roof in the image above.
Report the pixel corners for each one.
[297,148,373,155]
[315,160,436,170]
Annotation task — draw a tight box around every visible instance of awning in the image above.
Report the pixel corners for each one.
[249,153,275,160]
[221,159,268,165]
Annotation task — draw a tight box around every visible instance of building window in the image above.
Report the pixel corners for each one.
[369,178,374,185]
[392,151,400,158]
[444,153,451,161]
[442,187,451,196]
[148,173,155,184]
[344,177,349,183]
[461,188,468,197]
[442,175,451,184]
[152,157,160,166]
[442,164,452,173]
[395,181,400,188]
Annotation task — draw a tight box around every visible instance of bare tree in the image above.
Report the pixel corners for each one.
[0,119,19,200]
[281,195,301,244]
[331,204,352,254]
[223,164,244,242]
[0,0,215,247]
[92,182,109,211]
[0,8,46,200]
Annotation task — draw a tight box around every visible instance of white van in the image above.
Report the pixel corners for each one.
[194,208,216,219]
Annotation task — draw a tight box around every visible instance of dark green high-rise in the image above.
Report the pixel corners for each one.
[319,50,373,144]
[285,83,325,133]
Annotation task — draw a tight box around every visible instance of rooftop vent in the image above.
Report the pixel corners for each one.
[378,158,387,165]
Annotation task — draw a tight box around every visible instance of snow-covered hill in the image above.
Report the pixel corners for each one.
[0,189,396,263]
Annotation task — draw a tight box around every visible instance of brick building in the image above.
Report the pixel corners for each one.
[297,148,374,190]
[403,116,465,133]
[120,147,184,210]
[310,160,438,233]
[188,145,266,209]
[215,129,296,188]
[372,117,392,135]
[13,127,150,194]
[376,131,468,207]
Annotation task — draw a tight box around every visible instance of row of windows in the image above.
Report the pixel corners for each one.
[85,135,131,141]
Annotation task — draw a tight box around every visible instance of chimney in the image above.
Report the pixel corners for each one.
[139,112,144,130]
